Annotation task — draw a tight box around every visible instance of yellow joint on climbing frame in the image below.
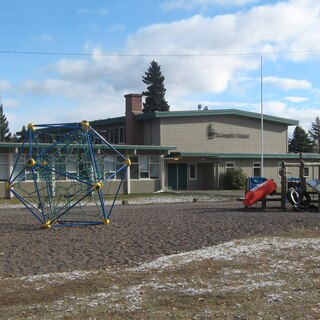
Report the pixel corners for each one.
[27,123,36,131]
[41,220,51,229]
[27,158,36,167]
[40,160,47,167]
[93,181,103,192]
[81,120,90,130]
[102,218,111,225]
[5,182,12,190]
[123,159,131,166]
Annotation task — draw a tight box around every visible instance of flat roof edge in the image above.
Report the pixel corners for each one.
[135,109,299,125]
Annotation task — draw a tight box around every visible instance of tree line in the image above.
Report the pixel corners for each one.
[0,103,25,142]
[289,117,320,154]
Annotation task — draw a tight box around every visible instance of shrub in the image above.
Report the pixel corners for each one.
[222,168,247,190]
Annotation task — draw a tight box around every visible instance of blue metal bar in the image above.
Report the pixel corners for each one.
[28,127,34,159]
[51,188,93,223]
[102,163,128,184]
[97,188,107,220]
[107,165,128,220]
[30,166,47,222]
[42,168,55,219]
[8,131,29,183]
[50,221,103,228]
[9,189,44,224]
[41,165,93,186]
[37,128,82,159]
[33,123,81,128]
[8,165,28,185]
[89,126,127,161]
[85,129,99,182]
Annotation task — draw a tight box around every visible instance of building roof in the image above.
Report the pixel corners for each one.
[135,109,299,126]
[90,116,126,126]
[0,142,175,152]
[176,152,320,160]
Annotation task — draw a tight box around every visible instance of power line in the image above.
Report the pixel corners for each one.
[1,49,320,57]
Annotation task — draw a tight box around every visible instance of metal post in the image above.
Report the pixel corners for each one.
[260,56,264,178]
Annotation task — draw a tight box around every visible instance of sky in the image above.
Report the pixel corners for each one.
[0,0,320,135]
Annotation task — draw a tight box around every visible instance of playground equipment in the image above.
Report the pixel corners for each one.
[306,179,320,194]
[243,179,277,208]
[6,121,130,227]
[280,158,320,211]
[242,155,320,211]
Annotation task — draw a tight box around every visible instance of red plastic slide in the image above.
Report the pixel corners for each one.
[243,179,277,208]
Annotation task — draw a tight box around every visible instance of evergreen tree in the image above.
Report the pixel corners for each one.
[142,60,170,113]
[15,125,27,142]
[289,126,313,153]
[308,116,320,153]
[0,103,11,142]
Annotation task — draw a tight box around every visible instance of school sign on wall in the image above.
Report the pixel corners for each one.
[206,123,250,140]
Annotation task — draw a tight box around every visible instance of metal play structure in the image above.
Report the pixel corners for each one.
[6,121,131,228]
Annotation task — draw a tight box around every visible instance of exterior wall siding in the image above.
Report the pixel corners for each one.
[143,119,161,145]
[160,115,288,154]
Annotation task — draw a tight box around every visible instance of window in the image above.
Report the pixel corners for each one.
[189,163,197,180]
[130,155,160,179]
[225,162,235,173]
[66,156,78,179]
[104,155,116,179]
[114,129,119,144]
[119,128,125,144]
[130,156,139,179]
[303,166,310,177]
[150,155,159,179]
[0,155,8,180]
[106,127,126,144]
[55,156,67,180]
[253,163,261,177]
[139,156,149,178]
[109,129,114,143]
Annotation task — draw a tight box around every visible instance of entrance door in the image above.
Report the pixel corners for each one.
[168,163,188,190]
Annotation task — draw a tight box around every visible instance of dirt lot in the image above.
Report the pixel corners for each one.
[0,201,320,319]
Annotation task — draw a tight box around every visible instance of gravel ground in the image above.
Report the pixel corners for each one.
[0,200,320,278]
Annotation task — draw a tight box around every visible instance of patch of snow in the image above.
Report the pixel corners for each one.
[133,237,320,271]
[22,269,99,283]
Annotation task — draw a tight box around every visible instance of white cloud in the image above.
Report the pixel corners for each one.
[264,77,312,90]
[260,100,319,133]
[284,96,309,103]
[161,0,261,10]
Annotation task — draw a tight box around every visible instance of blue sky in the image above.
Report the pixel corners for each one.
[0,0,319,135]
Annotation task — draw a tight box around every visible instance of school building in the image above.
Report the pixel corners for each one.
[0,93,319,197]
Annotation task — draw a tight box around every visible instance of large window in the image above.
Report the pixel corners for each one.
[95,155,126,180]
[253,163,261,177]
[100,127,126,144]
[130,155,160,179]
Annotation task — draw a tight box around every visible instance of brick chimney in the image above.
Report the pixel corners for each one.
[125,93,143,145]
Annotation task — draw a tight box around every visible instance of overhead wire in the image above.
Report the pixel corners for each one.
[0,49,320,57]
